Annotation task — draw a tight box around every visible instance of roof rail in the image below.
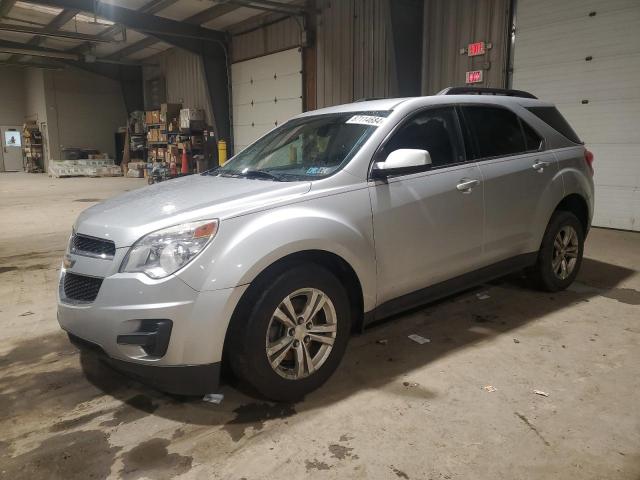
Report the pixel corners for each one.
[437,87,537,99]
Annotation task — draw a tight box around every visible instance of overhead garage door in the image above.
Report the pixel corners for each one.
[512,0,640,231]
[231,48,303,155]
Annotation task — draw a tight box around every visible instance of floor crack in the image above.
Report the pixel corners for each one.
[514,412,550,447]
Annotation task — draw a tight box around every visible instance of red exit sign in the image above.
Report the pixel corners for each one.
[468,41,486,56]
[466,70,483,84]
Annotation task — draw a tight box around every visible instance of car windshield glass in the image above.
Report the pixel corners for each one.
[216,112,390,181]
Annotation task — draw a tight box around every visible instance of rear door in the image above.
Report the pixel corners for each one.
[460,105,557,264]
[369,106,484,305]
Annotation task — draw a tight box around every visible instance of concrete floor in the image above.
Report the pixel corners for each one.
[1,172,639,480]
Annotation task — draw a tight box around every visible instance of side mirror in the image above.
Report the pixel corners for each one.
[371,149,432,178]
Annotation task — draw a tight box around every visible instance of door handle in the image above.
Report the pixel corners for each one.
[456,178,480,193]
[532,160,549,172]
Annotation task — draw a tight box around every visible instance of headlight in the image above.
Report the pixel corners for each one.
[120,219,219,279]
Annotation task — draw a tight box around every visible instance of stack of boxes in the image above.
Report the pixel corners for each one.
[49,156,122,178]
[142,104,212,177]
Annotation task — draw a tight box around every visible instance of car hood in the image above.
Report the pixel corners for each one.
[74,174,312,247]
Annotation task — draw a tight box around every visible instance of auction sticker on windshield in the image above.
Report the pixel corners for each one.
[346,115,386,127]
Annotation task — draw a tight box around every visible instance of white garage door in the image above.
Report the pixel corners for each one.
[231,48,303,154]
[512,0,640,231]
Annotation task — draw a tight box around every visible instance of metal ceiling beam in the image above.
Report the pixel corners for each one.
[104,3,240,61]
[222,0,305,16]
[33,0,227,44]
[0,0,17,18]
[0,22,115,42]
[0,38,143,64]
[104,36,157,60]
[0,58,63,69]
[185,3,240,26]
[0,42,80,60]
[6,8,80,63]
[139,0,180,15]
[69,0,177,55]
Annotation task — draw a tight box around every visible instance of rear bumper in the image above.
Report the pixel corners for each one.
[68,333,220,396]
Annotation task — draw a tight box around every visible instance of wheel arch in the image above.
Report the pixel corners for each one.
[222,249,366,367]
[259,250,363,328]
[554,193,590,235]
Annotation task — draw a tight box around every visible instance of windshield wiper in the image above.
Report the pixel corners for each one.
[234,170,283,182]
[201,166,220,176]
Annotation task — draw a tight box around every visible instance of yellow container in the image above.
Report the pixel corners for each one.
[218,139,227,165]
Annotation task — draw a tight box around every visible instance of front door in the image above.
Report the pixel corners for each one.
[1,126,23,171]
[369,107,484,306]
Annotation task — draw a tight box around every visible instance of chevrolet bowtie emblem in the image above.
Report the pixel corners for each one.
[63,256,75,269]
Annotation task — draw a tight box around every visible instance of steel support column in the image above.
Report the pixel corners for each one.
[388,0,423,96]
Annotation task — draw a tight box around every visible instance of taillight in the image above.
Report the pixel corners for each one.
[584,149,594,175]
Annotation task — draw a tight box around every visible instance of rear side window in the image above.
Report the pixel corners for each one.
[462,106,526,158]
[522,120,543,151]
[526,106,582,144]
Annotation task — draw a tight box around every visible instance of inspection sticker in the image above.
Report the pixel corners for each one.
[346,115,386,127]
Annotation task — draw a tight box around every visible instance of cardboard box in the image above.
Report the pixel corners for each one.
[160,103,181,124]
[179,109,205,130]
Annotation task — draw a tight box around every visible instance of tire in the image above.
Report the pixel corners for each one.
[530,210,584,292]
[227,264,351,402]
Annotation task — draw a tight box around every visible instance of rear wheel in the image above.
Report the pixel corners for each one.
[530,210,584,292]
[227,264,351,402]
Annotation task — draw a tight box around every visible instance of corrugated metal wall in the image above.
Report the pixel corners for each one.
[143,49,213,125]
[315,0,397,108]
[231,15,302,63]
[422,0,510,94]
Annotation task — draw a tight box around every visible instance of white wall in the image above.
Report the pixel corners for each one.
[46,69,127,160]
[13,67,128,168]
[143,49,213,126]
[0,67,26,125]
[24,68,47,125]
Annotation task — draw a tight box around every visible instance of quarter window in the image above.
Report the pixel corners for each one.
[380,107,464,168]
[522,120,543,151]
[462,106,527,159]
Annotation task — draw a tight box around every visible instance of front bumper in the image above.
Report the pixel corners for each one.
[68,333,221,395]
[57,266,248,392]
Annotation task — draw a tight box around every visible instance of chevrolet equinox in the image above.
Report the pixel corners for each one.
[58,87,594,401]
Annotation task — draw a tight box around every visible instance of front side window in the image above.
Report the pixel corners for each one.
[379,107,464,168]
[216,112,389,181]
[462,106,527,159]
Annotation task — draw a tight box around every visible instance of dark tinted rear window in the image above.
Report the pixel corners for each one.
[526,106,581,144]
[462,106,526,158]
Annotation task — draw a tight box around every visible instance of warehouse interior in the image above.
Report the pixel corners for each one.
[0,0,638,478]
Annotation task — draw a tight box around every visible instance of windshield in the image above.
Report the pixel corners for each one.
[215,111,390,181]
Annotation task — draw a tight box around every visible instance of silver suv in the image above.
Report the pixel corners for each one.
[58,87,594,401]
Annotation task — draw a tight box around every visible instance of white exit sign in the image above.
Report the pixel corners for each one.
[466,70,483,84]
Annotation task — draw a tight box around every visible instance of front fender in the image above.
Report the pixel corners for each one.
[177,188,377,312]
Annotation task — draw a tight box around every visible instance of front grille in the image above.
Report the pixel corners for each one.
[71,234,116,259]
[63,272,103,302]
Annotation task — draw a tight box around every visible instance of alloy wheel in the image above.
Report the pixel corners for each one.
[552,225,579,280]
[265,288,337,380]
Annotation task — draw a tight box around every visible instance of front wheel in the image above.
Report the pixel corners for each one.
[227,264,351,402]
[530,210,584,292]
